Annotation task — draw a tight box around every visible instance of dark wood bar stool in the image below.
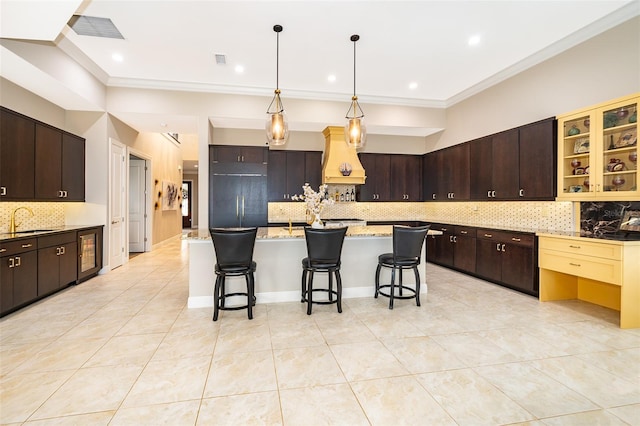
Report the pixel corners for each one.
[375,225,430,309]
[209,227,258,321]
[301,227,348,315]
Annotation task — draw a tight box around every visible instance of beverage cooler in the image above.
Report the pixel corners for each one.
[77,226,103,283]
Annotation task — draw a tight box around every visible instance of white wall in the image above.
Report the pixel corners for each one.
[428,16,640,151]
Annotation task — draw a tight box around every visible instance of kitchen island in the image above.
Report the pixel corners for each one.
[186,225,441,308]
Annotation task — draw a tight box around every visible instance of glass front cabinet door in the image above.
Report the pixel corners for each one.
[557,93,638,201]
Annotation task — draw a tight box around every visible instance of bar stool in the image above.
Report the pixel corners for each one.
[301,227,348,315]
[209,227,258,321]
[375,225,430,309]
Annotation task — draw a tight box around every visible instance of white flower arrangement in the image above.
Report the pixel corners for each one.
[291,183,334,215]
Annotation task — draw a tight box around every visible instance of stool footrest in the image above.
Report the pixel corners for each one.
[302,288,339,305]
[376,284,417,300]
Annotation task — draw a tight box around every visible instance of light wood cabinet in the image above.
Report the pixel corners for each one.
[557,93,638,201]
[539,234,639,328]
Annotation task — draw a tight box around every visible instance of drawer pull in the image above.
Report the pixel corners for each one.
[512,238,521,242]
[460,230,468,234]
[569,262,581,267]
[569,245,581,249]
[21,243,33,248]
[484,234,493,238]
[0,248,6,253]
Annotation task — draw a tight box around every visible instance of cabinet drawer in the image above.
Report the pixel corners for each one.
[0,238,37,256]
[476,229,535,246]
[538,237,621,260]
[38,231,77,248]
[539,249,621,285]
[455,226,476,237]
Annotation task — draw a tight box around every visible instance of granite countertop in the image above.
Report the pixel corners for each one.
[185,225,443,241]
[0,225,103,242]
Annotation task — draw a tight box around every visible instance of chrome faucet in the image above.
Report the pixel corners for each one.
[9,206,34,234]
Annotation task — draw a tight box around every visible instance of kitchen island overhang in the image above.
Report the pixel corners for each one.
[186,225,442,308]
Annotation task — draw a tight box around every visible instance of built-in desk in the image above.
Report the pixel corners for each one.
[538,233,640,328]
[186,225,441,308]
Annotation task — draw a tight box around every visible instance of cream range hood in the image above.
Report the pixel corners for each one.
[321,126,366,185]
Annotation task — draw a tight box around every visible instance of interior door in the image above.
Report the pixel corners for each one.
[129,158,146,252]
[110,141,125,269]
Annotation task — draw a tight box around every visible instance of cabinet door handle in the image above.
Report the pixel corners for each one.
[236,196,239,218]
[237,155,240,162]
[21,243,33,248]
[496,243,501,252]
[14,256,21,267]
[511,237,521,242]
[432,194,436,200]
[451,192,455,199]
[491,190,496,197]
[569,245,580,249]
[0,186,6,196]
[8,257,14,268]
[64,191,68,197]
[56,247,61,256]
[487,190,491,198]
[519,189,524,197]
[484,234,492,238]
[242,196,245,217]
[501,244,506,252]
[241,155,244,162]
[449,236,453,242]
[453,236,457,243]
[60,246,65,255]
[569,262,581,267]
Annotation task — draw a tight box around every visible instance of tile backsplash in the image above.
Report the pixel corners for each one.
[0,202,65,233]
[269,200,575,232]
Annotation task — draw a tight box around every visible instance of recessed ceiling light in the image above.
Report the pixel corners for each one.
[235,65,244,73]
[328,74,336,82]
[409,82,418,90]
[112,53,123,62]
[468,35,481,46]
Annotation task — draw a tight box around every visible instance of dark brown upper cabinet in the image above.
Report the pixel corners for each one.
[35,124,85,201]
[1,107,35,200]
[267,150,322,201]
[1,107,85,202]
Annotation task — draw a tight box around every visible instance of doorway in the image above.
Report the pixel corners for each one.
[128,150,152,254]
[182,180,193,229]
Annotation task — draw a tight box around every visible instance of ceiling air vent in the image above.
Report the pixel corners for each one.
[67,15,124,39]
[215,54,226,65]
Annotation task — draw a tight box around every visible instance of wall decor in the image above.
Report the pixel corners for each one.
[162,181,179,210]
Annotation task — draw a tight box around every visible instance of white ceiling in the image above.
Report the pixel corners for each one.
[1,0,638,134]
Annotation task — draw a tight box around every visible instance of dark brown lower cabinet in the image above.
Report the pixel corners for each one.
[476,229,537,295]
[38,231,78,296]
[427,224,476,274]
[427,223,538,296]
[0,238,38,315]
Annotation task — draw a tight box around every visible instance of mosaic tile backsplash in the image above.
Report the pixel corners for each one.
[269,200,575,232]
[0,202,65,233]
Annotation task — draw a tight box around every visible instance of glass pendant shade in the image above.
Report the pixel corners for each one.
[266,90,289,145]
[345,96,366,148]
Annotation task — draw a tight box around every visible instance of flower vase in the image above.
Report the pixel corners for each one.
[311,213,324,228]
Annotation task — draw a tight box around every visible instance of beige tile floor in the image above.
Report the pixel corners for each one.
[1,236,639,425]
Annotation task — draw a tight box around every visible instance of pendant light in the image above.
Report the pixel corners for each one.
[266,24,289,146]
[345,34,366,149]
